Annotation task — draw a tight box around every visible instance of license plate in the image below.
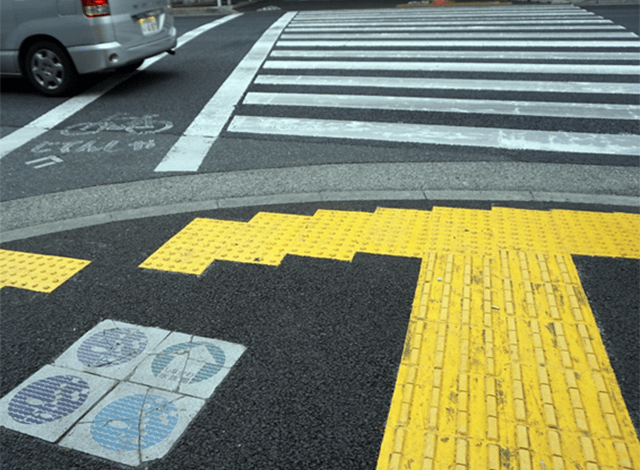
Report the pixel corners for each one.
[138,16,159,35]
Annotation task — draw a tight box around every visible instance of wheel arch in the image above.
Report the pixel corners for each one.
[19,35,77,76]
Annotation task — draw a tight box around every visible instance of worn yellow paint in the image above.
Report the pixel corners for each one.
[0,249,90,293]
[141,206,640,469]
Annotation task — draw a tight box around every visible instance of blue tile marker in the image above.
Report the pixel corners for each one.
[54,320,171,380]
[151,342,226,384]
[128,332,246,399]
[0,365,116,442]
[91,394,178,451]
[0,320,245,466]
[77,328,148,368]
[61,382,206,467]
[8,375,90,425]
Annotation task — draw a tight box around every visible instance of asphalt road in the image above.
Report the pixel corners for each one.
[0,5,638,202]
[0,3,639,469]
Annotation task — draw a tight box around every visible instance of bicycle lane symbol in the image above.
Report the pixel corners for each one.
[24,113,174,170]
[60,113,173,136]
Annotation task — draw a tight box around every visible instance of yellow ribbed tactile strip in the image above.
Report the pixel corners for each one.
[0,249,90,293]
[141,206,640,469]
[381,251,638,470]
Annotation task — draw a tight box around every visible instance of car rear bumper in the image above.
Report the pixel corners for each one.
[67,27,177,74]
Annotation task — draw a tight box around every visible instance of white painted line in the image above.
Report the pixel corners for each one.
[139,14,240,71]
[244,92,640,121]
[54,320,171,380]
[286,24,624,31]
[270,49,640,61]
[0,14,242,160]
[296,4,581,11]
[263,60,640,75]
[0,365,116,442]
[254,75,640,95]
[280,31,638,39]
[60,382,205,467]
[25,156,64,168]
[154,12,296,172]
[152,135,216,173]
[293,13,600,21]
[288,19,615,27]
[295,9,592,19]
[276,40,640,48]
[227,116,640,156]
[129,332,246,399]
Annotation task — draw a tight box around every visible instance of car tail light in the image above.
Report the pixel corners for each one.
[82,0,110,17]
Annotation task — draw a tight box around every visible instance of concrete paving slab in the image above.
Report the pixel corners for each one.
[54,320,171,380]
[0,365,116,442]
[60,382,205,466]
[129,332,246,398]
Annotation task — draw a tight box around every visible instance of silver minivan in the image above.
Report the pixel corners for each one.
[0,0,177,96]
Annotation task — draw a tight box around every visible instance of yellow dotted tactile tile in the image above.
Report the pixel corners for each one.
[0,249,90,293]
[141,207,640,469]
[287,209,373,261]
[360,207,431,258]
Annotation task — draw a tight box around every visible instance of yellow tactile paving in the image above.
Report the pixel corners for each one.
[141,207,640,275]
[287,209,373,261]
[359,207,431,258]
[141,206,640,469]
[0,249,90,293]
[553,210,640,259]
[381,250,639,470]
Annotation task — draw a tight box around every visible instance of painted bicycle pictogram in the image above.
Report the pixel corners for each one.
[61,113,173,136]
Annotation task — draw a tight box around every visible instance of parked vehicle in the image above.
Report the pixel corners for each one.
[0,0,177,96]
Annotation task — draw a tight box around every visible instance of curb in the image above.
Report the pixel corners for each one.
[1,162,638,242]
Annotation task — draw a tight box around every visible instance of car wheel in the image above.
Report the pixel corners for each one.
[24,41,78,97]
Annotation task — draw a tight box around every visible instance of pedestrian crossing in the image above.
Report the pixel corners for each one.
[227,5,640,157]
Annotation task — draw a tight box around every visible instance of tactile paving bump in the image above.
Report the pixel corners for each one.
[0,249,90,293]
[141,207,640,470]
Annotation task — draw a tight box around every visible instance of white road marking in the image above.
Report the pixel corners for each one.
[294,8,593,19]
[287,19,615,27]
[263,60,640,75]
[25,156,64,169]
[280,32,638,39]
[269,49,640,60]
[227,116,640,156]
[254,75,640,95]
[276,40,640,48]
[244,92,640,121]
[0,14,241,160]
[154,12,297,172]
[285,25,625,31]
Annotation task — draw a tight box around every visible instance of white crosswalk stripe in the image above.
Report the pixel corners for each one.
[244,92,639,120]
[227,5,640,158]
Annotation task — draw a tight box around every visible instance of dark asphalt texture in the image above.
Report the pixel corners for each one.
[1,200,638,469]
[574,255,640,433]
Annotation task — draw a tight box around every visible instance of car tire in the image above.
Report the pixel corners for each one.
[119,59,145,73]
[24,41,78,97]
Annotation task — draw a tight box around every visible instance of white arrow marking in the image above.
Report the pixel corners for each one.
[25,156,63,169]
